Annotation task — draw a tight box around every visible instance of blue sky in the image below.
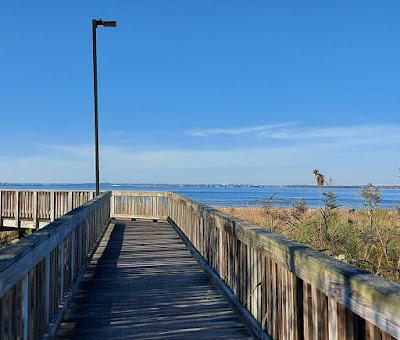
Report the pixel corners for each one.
[1,1,400,185]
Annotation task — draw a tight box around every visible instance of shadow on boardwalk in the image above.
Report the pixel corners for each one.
[55,220,252,339]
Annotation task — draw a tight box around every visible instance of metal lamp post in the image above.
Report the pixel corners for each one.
[92,18,117,196]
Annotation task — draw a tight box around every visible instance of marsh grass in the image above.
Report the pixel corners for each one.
[218,204,400,284]
[0,231,19,250]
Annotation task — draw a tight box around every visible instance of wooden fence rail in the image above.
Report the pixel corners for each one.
[110,191,169,220]
[165,192,400,340]
[1,190,399,339]
[0,191,110,340]
[0,190,95,230]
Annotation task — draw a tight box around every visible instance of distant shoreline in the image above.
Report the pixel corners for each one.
[1,182,400,189]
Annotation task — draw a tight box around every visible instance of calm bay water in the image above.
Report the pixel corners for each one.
[1,183,400,209]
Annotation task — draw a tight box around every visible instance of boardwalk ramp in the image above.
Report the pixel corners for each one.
[55,220,252,339]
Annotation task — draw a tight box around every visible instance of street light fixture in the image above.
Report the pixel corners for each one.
[92,18,117,196]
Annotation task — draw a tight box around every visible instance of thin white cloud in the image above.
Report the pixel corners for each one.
[265,124,400,143]
[188,123,400,147]
[187,123,297,137]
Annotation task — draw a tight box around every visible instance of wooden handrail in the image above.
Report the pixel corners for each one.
[2,190,399,339]
[0,190,95,230]
[0,191,111,339]
[166,192,400,339]
[110,191,169,220]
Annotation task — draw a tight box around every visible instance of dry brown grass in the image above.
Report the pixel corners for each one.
[0,231,19,250]
[218,205,400,284]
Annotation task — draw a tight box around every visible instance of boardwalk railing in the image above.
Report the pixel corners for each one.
[110,191,169,220]
[164,192,400,340]
[0,190,95,230]
[1,190,400,339]
[0,191,110,340]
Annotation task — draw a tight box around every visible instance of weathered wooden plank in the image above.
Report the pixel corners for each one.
[0,192,110,339]
[0,191,3,227]
[55,220,254,339]
[28,268,36,339]
[303,282,312,339]
[0,193,110,283]
[328,297,338,340]
[44,254,50,326]
[0,290,5,338]
[32,191,38,229]
[21,273,28,340]
[14,191,19,229]
[50,191,55,222]
[3,190,400,339]
[168,194,400,339]
[42,221,111,340]
[256,251,262,325]
[0,190,97,230]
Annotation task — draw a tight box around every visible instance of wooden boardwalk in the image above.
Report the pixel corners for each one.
[55,220,252,339]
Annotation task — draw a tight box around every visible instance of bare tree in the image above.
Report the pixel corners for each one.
[313,169,325,187]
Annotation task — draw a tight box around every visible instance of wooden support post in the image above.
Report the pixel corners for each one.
[28,269,36,339]
[60,241,65,298]
[78,226,82,268]
[21,273,29,340]
[328,297,338,340]
[0,190,2,227]
[15,191,20,229]
[68,192,73,213]
[110,194,115,218]
[218,227,223,277]
[50,192,55,222]
[71,231,75,283]
[44,255,51,326]
[33,191,38,229]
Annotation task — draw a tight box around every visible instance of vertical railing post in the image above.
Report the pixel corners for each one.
[0,190,3,227]
[328,297,338,340]
[44,254,51,327]
[68,192,73,213]
[110,193,115,218]
[14,191,20,228]
[33,191,38,229]
[70,231,75,284]
[60,241,65,300]
[50,192,55,222]
[21,273,29,340]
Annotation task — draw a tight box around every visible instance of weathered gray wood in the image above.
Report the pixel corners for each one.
[32,191,38,229]
[21,273,28,340]
[50,191,55,222]
[67,192,73,214]
[0,190,96,230]
[42,220,112,340]
[44,254,50,326]
[0,191,3,227]
[110,191,169,220]
[329,297,338,340]
[0,192,111,339]
[55,220,252,339]
[3,190,400,339]
[167,192,400,339]
[14,191,19,228]
[168,217,269,339]
[60,241,64,299]
[70,231,75,284]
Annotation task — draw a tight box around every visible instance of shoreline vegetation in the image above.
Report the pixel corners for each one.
[217,185,400,285]
[0,231,21,250]
[1,183,400,284]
